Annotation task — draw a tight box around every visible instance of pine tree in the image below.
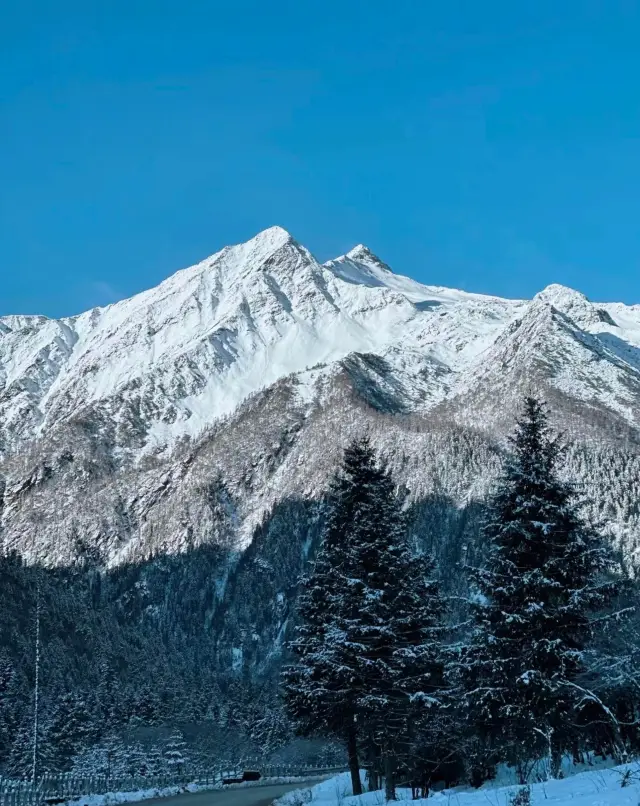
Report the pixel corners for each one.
[71,734,128,778]
[8,715,40,777]
[164,730,188,776]
[282,438,372,796]
[132,684,162,725]
[392,554,452,795]
[72,744,109,776]
[577,579,640,759]
[348,542,448,799]
[146,744,165,777]
[94,662,121,733]
[283,437,449,799]
[104,734,129,779]
[124,742,147,776]
[250,697,292,758]
[458,397,621,780]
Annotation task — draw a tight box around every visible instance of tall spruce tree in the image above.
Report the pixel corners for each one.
[458,397,620,780]
[353,548,448,800]
[164,730,188,774]
[282,438,375,796]
[394,554,453,795]
[283,437,448,799]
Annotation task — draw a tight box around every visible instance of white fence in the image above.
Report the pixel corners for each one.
[0,765,345,806]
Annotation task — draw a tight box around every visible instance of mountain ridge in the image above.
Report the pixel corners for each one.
[3,226,638,466]
[1,226,640,574]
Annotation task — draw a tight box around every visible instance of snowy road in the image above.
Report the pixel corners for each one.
[143,781,325,806]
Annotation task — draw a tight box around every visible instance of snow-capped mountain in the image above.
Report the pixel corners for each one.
[3,226,638,463]
[0,226,516,457]
[1,226,640,574]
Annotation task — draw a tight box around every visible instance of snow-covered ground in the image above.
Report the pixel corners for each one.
[276,765,640,806]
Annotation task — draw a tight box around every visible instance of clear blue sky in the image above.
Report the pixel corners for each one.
[2,1,640,317]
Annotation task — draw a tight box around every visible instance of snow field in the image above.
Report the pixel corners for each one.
[276,766,640,806]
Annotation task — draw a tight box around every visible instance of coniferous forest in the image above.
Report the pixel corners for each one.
[282,399,640,796]
[2,398,640,790]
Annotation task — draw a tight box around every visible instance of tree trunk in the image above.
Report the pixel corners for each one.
[367,741,381,791]
[384,752,396,801]
[347,726,362,796]
[550,734,562,779]
[367,765,380,792]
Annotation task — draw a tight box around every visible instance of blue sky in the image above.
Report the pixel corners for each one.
[2,1,640,317]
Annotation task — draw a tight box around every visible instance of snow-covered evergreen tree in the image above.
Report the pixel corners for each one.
[94,662,121,733]
[250,699,292,758]
[8,715,41,777]
[282,438,372,796]
[393,553,453,794]
[0,657,19,768]
[123,743,146,776]
[103,734,129,779]
[283,437,448,799]
[577,579,640,759]
[71,734,129,778]
[47,691,94,771]
[164,730,188,775]
[349,542,448,799]
[146,744,165,776]
[457,397,622,780]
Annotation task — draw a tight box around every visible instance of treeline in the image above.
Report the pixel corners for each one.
[0,547,294,776]
[282,398,640,798]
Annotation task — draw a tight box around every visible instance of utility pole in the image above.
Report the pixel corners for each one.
[32,580,41,784]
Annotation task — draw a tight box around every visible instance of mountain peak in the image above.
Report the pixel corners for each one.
[531,283,607,329]
[245,225,294,251]
[206,226,302,278]
[533,283,592,316]
[345,243,390,269]
[534,283,589,306]
[347,243,373,260]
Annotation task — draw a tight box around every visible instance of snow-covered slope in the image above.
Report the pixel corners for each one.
[0,227,513,456]
[278,764,640,806]
[3,226,638,462]
[1,226,640,570]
